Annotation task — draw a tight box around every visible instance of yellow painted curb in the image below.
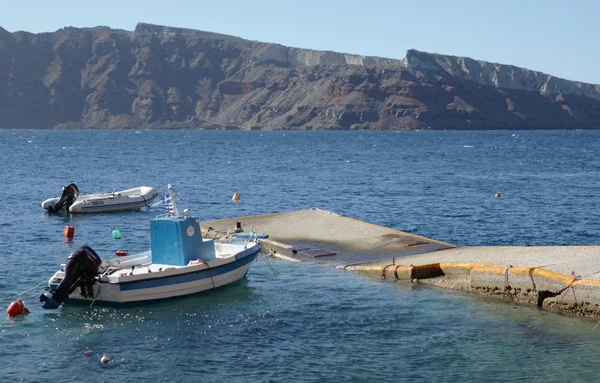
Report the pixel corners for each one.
[347,263,385,272]
[393,265,415,280]
[532,268,575,285]
[348,262,444,280]
[509,267,536,275]
[440,262,497,275]
[573,279,600,287]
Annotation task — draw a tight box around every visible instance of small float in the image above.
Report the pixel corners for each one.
[39,185,262,309]
[41,183,158,213]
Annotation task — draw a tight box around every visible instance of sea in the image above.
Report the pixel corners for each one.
[1,129,600,382]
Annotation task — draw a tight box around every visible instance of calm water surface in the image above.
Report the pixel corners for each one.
[1,130,600,382]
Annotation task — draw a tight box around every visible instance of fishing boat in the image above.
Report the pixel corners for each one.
[41,183,159,213]
[39,185,262,308]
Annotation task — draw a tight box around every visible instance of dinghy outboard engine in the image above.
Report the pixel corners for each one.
[47,183,80,213]
[40,245,102,309]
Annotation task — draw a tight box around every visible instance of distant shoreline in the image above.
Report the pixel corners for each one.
[2,23,599,131]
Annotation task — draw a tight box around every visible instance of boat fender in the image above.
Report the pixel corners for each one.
[115,250,128,256]
[7,299,29,317]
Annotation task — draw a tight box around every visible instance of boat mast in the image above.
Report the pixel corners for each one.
[168,184,180,217]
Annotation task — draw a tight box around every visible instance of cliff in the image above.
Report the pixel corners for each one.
[1,22,599,130]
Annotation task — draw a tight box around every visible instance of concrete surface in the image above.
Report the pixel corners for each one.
[202,208,455,264]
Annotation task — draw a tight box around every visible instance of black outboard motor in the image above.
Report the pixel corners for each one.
[40,245,102,309]
[47,183,80,213]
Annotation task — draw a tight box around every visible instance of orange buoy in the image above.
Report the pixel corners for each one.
[64,225,75,238]
[115,250,128,257]
[232,191,240,201]
[7,299,29,317]
[495,193,502,198]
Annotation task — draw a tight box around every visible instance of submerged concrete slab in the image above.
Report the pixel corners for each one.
[201,208,456,264]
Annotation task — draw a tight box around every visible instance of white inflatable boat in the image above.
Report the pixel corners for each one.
[42,184,159,213]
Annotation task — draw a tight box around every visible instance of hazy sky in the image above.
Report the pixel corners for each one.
[1,0,598,84]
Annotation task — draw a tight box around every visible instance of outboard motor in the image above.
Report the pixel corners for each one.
[40,245,102,309]
[47,183,80,213]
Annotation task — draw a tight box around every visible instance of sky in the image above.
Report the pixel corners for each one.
[1,0,598,84]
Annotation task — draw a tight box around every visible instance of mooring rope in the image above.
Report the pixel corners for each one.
[502,265,513,298]
[90,283,102,308]
[261,252,280,278]
[551,271,577,313]
[199,260,216,289]
[381,257,396,280]
[0,279,48,301]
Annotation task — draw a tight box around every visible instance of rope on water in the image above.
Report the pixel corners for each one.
[261,252,279,278]
[0,280,48,301]
[90,283,102,308]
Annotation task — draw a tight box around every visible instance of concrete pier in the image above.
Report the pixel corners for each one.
[202,208,455,263]
[202,209,600,317]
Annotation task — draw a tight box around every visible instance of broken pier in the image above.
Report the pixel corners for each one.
[202,208,600,317]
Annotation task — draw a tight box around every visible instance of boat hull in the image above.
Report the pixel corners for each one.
[42,186,158,213]
[56,245,260,307]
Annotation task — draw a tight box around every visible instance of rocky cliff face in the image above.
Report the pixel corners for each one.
[1,23,599,130]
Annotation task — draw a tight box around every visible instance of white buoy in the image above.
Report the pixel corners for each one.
[100,354,110,364]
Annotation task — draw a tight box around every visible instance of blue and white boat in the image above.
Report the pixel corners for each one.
[40,186,262,309]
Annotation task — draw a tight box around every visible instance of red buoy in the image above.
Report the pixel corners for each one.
[115,250,128,257]
[64,225,75,238]
[6,300,29,317]
[495,193,502,198]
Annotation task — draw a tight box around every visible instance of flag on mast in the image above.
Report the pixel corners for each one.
[150,194,173,211]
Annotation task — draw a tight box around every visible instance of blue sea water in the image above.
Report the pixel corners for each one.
[1,129,600,382]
